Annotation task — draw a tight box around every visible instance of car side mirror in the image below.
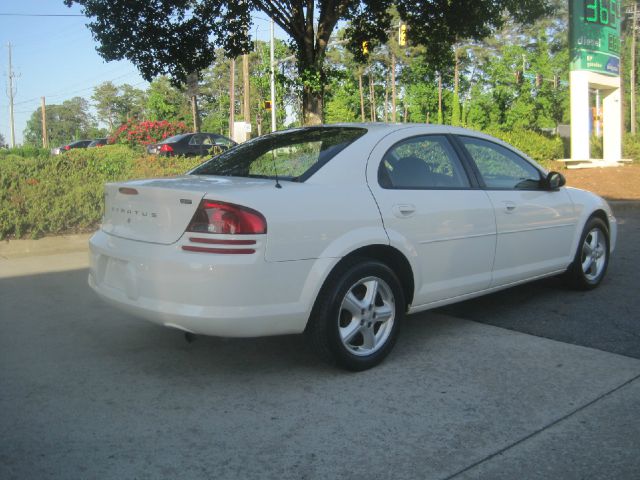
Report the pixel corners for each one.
[546,171,566,190]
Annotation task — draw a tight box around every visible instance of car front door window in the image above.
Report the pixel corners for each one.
[459,137,542,189]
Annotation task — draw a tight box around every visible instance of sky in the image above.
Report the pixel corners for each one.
[0,1,284,146]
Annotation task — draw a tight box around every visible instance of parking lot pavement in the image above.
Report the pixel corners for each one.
[438,206,640,359]
[1,256,640,479]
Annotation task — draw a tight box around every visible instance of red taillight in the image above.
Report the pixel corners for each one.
[64,145,70,150]
[159,144,173,153]
[186,200,267,235]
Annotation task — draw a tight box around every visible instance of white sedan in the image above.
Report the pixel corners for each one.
[89,124,616,370]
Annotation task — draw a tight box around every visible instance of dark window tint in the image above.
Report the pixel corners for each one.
[211,135,234,147]
[189,134,206,145]
[379,135,470,189]
[191,127,367,182]
[70,140,91,148]
[161,134,190,144]
[88,138,107,147]
[460,136,542,189]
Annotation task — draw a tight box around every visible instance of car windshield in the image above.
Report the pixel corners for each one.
[190,127,367,182]
[161,134,190,144]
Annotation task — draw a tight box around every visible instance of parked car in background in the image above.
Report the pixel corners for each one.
[88,138,108,148]
[89,124,616,371]
[146,133,236,157]
[52,140,92,155]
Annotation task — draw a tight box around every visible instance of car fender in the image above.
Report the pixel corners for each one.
[299,227,390,312]
[565,187,617,255]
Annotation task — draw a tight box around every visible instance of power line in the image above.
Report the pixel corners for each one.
[12,79,148,115]
[13,71,142,106]
[0,13,84,17]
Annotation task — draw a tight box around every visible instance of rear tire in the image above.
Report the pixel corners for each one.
[565,217,610,290]
[306,259,405,371]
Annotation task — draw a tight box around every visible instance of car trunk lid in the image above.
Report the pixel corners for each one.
[103,175,277,244]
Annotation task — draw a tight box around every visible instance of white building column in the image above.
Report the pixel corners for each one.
[570,70,622,165]
[570,70,591,160]
[602,82,622,163]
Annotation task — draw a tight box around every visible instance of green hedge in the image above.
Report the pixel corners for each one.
[0,128,585,240]
[0,146,51,161]
[481,128,565,168]
[0,145,202,240]
[623,134,640,162]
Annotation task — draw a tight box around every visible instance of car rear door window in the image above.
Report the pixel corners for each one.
[459,136,542,190]
[189,134,205,146]
[379,135,470,189]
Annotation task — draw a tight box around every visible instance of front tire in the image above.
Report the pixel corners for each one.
[565,217,610,290]
[306,259,405,371]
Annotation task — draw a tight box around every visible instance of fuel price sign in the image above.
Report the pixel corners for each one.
[570,0,621,76]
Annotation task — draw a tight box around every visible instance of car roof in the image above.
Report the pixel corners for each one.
[325,122,483,136]
[318,123,533,161]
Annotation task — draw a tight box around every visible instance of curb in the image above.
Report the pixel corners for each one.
[0,233,92,260]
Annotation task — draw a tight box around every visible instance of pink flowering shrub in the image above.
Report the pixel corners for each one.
[109,120,189,147]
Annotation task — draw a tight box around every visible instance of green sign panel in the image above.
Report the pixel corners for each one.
[569,0,621,76]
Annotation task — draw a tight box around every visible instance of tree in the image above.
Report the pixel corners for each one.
[66,0,552,126]
[461,7,570,131]
[0,132,5,148]
[23,97,102,147]
[146,77,190,123]
[92,82,148,131]
[92,81,120,131]
[119,84,148,122]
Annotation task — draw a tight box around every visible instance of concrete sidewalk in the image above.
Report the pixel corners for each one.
[0,233,91,260]
[1,252,639,479]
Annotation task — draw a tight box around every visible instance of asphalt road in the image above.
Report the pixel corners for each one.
[1,206,639,479]
[437,206,640,359]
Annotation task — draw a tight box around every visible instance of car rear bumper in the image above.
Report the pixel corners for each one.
[88,230,328,337]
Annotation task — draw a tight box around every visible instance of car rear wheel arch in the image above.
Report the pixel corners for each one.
[314,245,414,313]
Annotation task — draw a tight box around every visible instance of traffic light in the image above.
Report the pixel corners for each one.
[514,70,523,84]
[362,40,369,55]
[264,100,272,111]
[399,24,407,46]
[535,73,543,88]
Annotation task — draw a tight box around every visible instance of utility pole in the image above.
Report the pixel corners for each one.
[41,97,48,148]
[631,3,638,135]
[437,73,443,124]
[369,73,376,121]
[358,73,366,121]
[243,53,250,126]
[6,42,16,148]
[391,53,397,122]
[383,71,389,122]
[187,72,200,133]
[191,96,199,132]
[229,58,235,139]
[270,19,276,132]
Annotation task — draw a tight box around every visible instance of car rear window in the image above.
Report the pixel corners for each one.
[161,134,190,144]
[190,127,367,182]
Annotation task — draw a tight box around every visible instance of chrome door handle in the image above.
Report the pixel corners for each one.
[393,204,416,218]
[503,201,517,213]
